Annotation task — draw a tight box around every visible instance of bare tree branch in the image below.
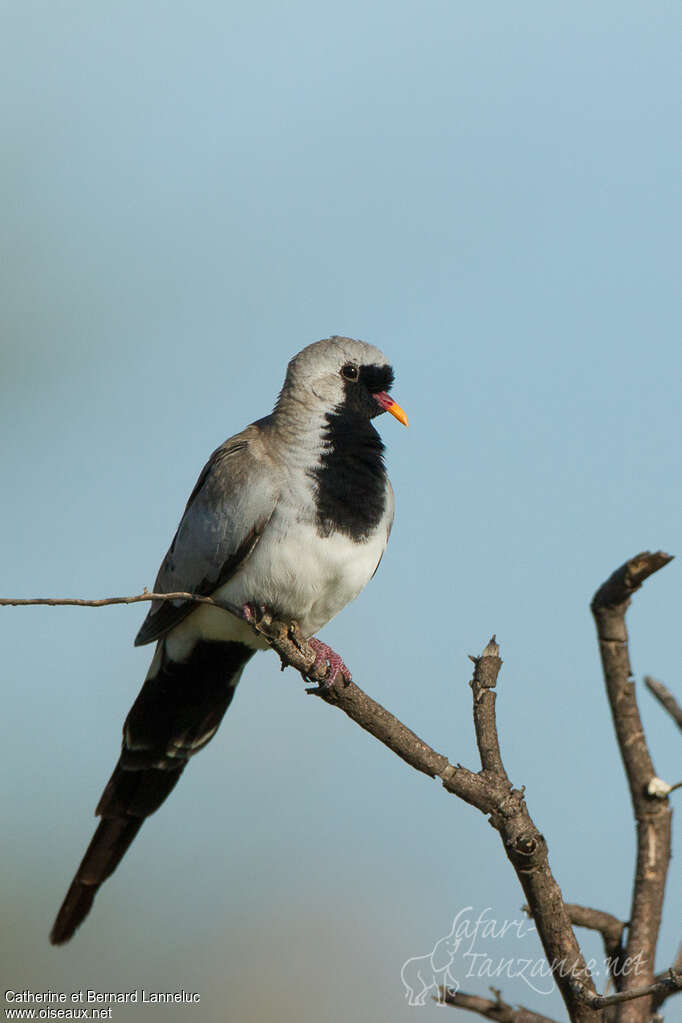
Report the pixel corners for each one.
[6,576,679,1023]
[273,628,601,1023]
[2,591,602,1021]
[10,570,681,1022]
[652,945,682,1010]
[438,986,561,1023]
[571,969,682,1009]
[590,551,674,1023]
[644,676,682,731]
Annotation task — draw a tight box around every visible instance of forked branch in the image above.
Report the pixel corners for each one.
[438,986,561,1023]
[590,551,674,1023]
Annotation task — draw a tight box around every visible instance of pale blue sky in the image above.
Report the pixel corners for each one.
[2,3,681,1021]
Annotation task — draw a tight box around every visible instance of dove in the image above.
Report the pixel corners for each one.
[50,335,407,944]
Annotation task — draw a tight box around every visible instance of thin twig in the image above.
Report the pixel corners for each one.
[644,676,682,731]
[438,986,560,1023]
[572,969,682,1009]
[590,551,674,1023]
[0,591,242,613]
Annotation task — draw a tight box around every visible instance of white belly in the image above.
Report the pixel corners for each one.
[164,511,388,661]
[232,517,387,635]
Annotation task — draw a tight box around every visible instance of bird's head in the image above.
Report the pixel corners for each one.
[279,336,408,427]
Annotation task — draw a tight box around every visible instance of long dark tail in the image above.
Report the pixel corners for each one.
[50,639,254,945]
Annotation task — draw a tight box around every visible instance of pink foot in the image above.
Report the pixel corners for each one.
[308,638,352,685]
[240,601,267,624]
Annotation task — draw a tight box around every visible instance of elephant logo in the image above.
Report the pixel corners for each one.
[400,917,463,1006]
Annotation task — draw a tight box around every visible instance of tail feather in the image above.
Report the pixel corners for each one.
[50,880,97,945]
[50,639,254,944]
[96,763,184,819]
[50,817,143,944]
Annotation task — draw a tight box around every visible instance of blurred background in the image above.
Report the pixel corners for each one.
[2,2,681,1020]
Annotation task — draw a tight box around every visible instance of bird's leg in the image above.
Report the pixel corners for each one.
[307,638,353,685]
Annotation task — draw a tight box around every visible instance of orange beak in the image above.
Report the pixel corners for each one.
[374,391,409,427]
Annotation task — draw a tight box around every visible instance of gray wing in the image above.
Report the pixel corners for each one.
[134,423,279,646]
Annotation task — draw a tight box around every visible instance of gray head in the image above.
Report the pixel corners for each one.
[276,336,408,426]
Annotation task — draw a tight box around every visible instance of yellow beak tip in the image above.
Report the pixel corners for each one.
[389,402,409,428]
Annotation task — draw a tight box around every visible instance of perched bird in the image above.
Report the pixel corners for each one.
[50,336,408,944]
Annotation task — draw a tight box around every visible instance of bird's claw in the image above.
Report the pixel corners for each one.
[307,638,352,687]
[240,601,268,624]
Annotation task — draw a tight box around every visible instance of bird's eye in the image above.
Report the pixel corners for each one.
[341,364,359,381]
